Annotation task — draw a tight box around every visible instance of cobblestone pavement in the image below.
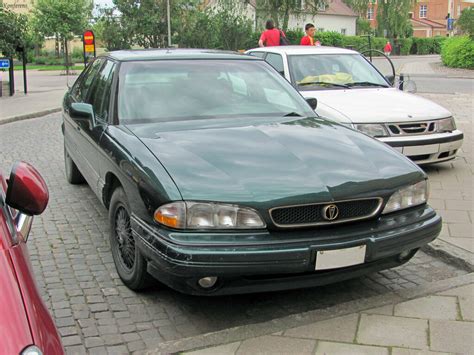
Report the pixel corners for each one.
[0,93,470,354]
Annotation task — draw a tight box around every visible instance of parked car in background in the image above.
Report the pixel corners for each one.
[0,162,63,355]
[63,49,441,296]
[246,46,464,165]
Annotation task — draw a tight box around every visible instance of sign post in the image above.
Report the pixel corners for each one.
[82,30,96,66]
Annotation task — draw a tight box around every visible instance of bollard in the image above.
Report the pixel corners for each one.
[399,73,404,91]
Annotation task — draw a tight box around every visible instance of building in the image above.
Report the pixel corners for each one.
[204,0,358,35]
[366,0,474,37]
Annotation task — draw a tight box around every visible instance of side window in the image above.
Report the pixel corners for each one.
[87,60,116,121]
[71,59,104,102]
[265,53,284,75]
[248,51,266,59]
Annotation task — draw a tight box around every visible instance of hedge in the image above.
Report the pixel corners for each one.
[441,36,474,69]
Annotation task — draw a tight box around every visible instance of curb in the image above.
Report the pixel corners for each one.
[423,240,474,272]
[0,108,61,126]
[146,273,473,354]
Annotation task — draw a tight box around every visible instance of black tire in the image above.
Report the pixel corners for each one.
[109,187,153,290]
[64,144,85,184]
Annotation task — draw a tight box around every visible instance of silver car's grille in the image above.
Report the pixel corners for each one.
[388,121,437,136]
[269,198,383,228]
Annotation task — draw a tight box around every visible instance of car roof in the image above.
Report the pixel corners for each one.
[247,45,359,55]
[103,48,262,62]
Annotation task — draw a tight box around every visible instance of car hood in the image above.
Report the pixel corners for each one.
[127,117,424,205]
[301,88,452,123]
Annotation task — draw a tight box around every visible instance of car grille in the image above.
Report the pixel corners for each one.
[388,121,437,136]
[270,198,383,227]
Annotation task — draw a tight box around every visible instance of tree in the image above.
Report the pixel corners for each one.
[0,6,29,58]
[376,0,414,39]
[32,0,91,73]
[93,7,131,51]
[456,7,474,39]
[342,0,369,16]
[255,0,326,32]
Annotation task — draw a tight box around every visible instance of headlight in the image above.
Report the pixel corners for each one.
[154,201,266,229]
[382,180,429,214]
[437,117,456,133]
[355,124,389,137]
[22,346,43,355]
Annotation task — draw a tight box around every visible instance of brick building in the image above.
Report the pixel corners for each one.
[366,0,474,37]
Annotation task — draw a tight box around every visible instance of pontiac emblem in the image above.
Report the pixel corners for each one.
[322,204,339,221]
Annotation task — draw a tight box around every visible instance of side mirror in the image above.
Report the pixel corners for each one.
[306,97,318,110]
[70,102,96,127]
[385,75,395,86]
[6,162,49,216]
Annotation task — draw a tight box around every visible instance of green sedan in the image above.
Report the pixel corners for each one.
[62,49,441,295]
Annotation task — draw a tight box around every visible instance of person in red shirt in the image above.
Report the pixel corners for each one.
[384,41,392,56]
[259,20,285,47]
[300,23,316,45]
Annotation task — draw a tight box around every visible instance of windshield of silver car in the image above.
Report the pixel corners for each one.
[288,54,389,90]
[118,60,315,123]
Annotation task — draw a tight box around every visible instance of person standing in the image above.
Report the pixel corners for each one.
[384,41,392,56]
[300,23,316,45]
[259,20,286,47]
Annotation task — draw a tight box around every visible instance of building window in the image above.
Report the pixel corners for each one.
[341,28,346,35]
[367,7,374,20]
[419,5,427,18]
[317,1,326,12]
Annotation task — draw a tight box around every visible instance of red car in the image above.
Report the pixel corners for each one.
[0,162,63,355]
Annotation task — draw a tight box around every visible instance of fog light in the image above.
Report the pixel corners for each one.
[198,276,218,289]
[399,250,412,261]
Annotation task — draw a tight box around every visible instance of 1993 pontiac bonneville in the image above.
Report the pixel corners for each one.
[62,49,441,295]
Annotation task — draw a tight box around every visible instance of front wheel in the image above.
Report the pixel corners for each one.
[109,187,153,290]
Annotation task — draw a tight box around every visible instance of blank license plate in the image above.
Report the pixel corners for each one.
[315,245,366,270]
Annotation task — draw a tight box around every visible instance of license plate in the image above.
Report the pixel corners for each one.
[315,245,366,270]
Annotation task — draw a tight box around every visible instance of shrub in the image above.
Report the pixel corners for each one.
[441,36,474,69]
[285,29,305,45]
[314,31,345,47]
[398,38,413,55]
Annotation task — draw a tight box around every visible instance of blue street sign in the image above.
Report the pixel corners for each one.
[447,18,455,31]
[0,59,10,69]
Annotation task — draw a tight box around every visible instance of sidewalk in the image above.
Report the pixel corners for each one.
[153,273,474,354]
[0,69,73,124]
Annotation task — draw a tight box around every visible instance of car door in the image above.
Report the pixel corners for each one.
[83,59,117,196]
[63,58,105,190]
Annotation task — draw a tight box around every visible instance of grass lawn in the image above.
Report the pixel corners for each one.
[13,65,85,71]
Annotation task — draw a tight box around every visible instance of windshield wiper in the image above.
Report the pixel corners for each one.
[346,81,388,88]
[298,81,350,88]
[283,112,304,117]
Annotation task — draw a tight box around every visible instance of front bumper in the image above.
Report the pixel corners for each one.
[380,130,464,165]
[132,204,441,295]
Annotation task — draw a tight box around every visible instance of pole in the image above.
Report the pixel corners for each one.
[22,50,27,94]
[167,0,172,47]
[8,57,14,96]
[368,36,372,62]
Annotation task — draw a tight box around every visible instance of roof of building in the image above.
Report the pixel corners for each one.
[105,48,260,61]
[411,18,445,29]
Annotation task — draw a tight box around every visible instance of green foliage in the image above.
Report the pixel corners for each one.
[284,29,305,45]
[0,6,29,58]
[356,18,372,35]
[398,38,413,55]
[441,36,474,69]
[314,31,344,47]
[410,37,445,55]
[342,0,369,15]
[376,0,414,38]
[255,0,326,31]
[456,7,474,39]
[93,7,130,51]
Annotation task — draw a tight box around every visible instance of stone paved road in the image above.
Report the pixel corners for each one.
[0,97,468,354]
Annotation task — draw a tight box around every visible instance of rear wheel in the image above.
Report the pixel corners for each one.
[64,144,85,184]
[109,187,153,290]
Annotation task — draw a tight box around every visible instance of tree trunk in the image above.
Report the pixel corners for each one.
[64,38,70,76]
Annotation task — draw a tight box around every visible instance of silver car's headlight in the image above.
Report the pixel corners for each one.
[154,201,266,229]
[437,117,456,133]
[355,124,389,137]
[382,180,429,214]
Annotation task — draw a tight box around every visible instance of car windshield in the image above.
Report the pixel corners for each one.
[288,54,389,90]
[118,59,315,124]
